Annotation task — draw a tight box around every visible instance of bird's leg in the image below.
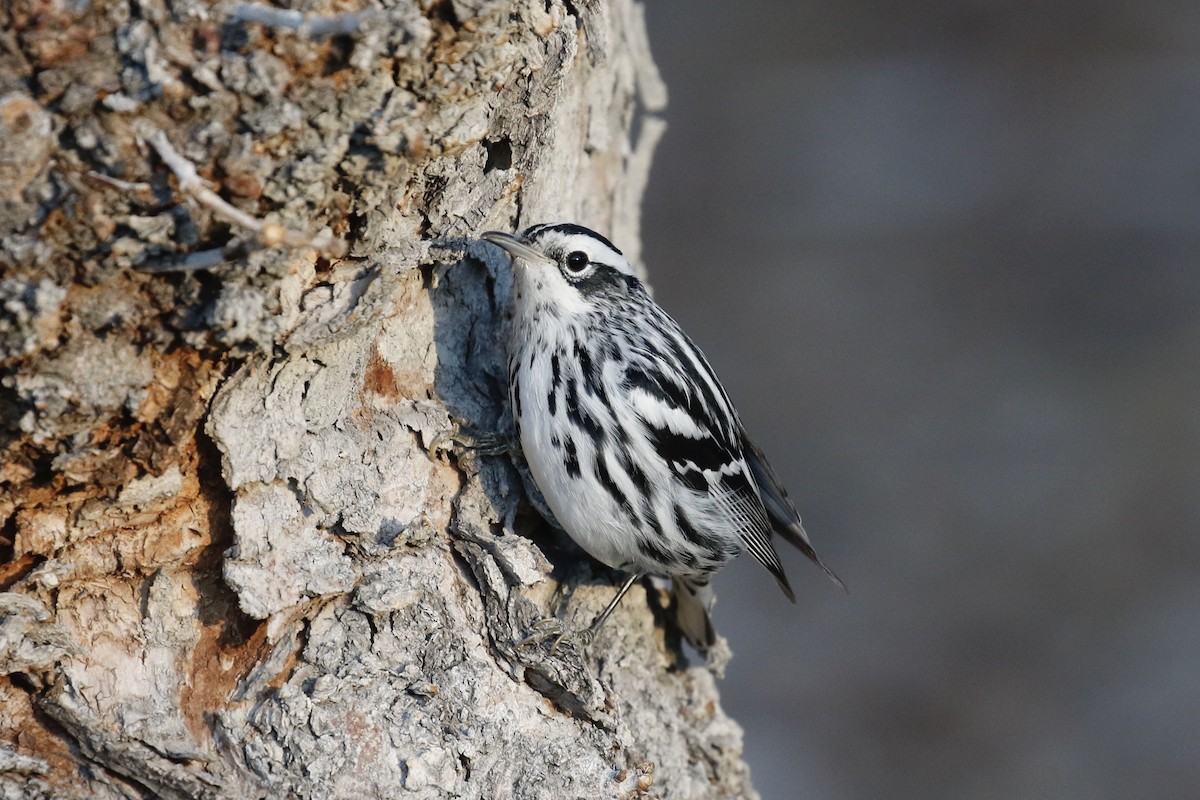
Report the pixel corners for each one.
[519,573,642,653]
[581,573,641,644]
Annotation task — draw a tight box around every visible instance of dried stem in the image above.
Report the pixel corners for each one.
[138,122,347,258]
[85,170,153,196]
[230,3,383,38]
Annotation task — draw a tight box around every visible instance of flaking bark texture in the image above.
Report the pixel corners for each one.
[0,1,759,798]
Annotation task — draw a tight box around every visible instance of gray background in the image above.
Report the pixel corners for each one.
[640,3,1200,799]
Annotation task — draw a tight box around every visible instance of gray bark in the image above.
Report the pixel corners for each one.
[0,1,756,797]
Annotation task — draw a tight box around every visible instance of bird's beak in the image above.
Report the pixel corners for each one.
[481,231,554,267]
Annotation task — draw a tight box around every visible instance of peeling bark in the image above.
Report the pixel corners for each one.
[0,1,754,797]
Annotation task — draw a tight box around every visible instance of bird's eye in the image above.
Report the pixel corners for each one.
[565,251,589,272]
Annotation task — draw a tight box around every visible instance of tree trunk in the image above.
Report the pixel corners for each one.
[0,1,757,797]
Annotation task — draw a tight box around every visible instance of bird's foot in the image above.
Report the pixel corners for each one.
[428,418,515,460]
[517,617,594,654]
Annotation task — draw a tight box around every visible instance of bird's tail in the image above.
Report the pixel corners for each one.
[741,430,846,592]
[672,576,716,652]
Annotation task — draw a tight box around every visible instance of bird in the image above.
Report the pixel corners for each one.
[480,223,841,651]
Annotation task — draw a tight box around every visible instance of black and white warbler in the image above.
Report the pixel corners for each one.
[481,223,842,651]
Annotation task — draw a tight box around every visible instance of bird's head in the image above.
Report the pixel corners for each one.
[481,223,639,313]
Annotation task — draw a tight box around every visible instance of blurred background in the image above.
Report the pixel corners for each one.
[640,3,1200,799]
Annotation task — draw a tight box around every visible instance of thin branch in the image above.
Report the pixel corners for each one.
[137,122,347,258]
[85,170,154,196]
[230,3,384,38]
[137,243,259,273]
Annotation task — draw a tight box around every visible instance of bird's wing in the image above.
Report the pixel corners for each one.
[710,468,796,601]
[623,321,796,598]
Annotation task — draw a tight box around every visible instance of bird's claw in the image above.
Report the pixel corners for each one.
[428,420,515,460]
[517,617,592,654]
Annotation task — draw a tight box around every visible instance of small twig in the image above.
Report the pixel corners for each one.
[138,123,346,258]
[230,2,383,38]
[138,248,227,273]
[137,242,259,273]
[85,170,154,195]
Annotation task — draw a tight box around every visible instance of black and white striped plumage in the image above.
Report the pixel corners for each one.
[482,223,840,650]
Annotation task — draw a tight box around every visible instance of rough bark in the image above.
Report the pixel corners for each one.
[0,0,758,798]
